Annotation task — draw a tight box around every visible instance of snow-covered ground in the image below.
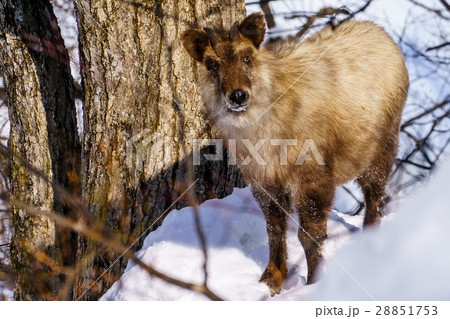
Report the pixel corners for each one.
[103,158,450,301]
[102,186,364,301]
[306,158,450,301]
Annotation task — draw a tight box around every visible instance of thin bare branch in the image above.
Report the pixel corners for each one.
[439,0,450,11]
[401,98,450,129]
[408,0,450,19]
[426,42,450,51]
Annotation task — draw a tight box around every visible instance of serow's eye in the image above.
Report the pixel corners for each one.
[205,59,219,71]
[243,56,250,63]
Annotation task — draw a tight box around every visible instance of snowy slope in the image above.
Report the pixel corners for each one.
[102,186,364,301]
[305,159,450,301]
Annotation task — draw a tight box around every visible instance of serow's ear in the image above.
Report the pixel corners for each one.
[181,29,210,62]
[238,12,266,48]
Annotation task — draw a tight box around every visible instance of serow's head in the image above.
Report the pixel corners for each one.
[182,13,266,115]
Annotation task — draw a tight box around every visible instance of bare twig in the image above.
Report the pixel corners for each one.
[439,0,450,11]
[426,42,450,52]
[401,98,450,129]
[296,7,351,39]
[408,0,450,19]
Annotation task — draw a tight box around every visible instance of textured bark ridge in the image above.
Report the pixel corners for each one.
[74,0,246,299]
[0,0,80,300]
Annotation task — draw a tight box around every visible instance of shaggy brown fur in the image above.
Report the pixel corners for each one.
[182,13,409,295]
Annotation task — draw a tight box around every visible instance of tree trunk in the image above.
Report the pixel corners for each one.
[0,0,80,300]
[74,0,246,299]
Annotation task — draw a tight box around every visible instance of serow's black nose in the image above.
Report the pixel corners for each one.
[228,89,249,105]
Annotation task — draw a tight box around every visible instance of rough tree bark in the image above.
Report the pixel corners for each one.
[0,0,80,300]
[73,0,246,299]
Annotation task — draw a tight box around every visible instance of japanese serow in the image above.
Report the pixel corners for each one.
[182,13,408,295]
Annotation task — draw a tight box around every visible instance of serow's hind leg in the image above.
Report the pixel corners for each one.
[358,151,395,228]
[296,186,333,285]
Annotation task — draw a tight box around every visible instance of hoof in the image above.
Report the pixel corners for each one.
[259,261,287,296]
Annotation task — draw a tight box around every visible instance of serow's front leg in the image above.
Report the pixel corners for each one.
[252,186,290,295]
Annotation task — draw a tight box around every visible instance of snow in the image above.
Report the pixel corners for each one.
[102,186,364,301]
[103,158,450,301]
[305,158,450,301]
